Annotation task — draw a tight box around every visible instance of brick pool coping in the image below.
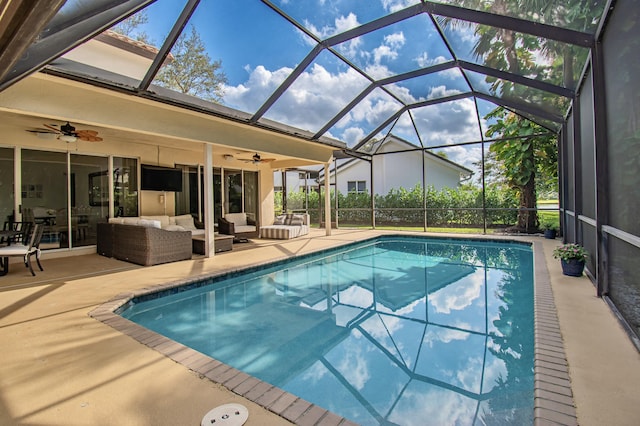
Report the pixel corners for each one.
[89,240,576,426]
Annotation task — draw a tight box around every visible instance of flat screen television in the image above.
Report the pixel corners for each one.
[140,164,183,192]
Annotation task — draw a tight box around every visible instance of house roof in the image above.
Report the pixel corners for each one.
[321,134,473,180]
[94,30,165,61]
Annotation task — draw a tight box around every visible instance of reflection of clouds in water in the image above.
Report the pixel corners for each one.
[455,355,484,394]
[423,327,469,346]
[300,360,329,384]
[388,385,476,426]
[429,271,484,314]
[479,354,507,393]
[336,331,371,390]
[337,285,373,308]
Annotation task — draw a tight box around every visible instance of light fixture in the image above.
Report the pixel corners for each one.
[36,132,56,140]
[59,134,77,143]
[224,154,234,161]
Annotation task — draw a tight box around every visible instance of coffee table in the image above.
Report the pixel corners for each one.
[192,234,234,254]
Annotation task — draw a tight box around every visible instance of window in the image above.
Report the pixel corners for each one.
[347,180,367,193]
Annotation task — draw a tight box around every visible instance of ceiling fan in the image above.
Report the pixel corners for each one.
[239,152,276,164]
[27,121,103,142]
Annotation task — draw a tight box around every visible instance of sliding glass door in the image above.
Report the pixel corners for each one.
[175,165,258,225]
[21,150,68,249]
[0,148,14,226]
[16,149,137,250]
[70,154,109,247]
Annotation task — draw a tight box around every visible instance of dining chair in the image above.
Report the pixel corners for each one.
[1,221,33,245]
[0,223,44,276]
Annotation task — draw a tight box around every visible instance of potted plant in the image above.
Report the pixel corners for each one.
[553,243,588,277]
[542,221,558,239]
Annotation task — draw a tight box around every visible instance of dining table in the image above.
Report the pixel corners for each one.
[0,229,23,276]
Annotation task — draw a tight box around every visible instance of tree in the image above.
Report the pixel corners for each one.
[439,0,596,231]
[485,108,557,231]
[112,11,151,43]
[155,26,227,103]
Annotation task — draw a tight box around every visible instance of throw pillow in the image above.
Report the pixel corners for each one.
[174,214,196,230]
[141,215,170,228]
[284,213,294,226]
[138,219,162,229]
[273,215,287,225]
[289,214,305,226]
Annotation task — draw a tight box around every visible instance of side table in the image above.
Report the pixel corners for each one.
[192,234,234,254]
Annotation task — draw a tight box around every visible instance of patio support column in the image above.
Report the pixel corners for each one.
[324,160,331,236]
[422,149,427,232]
[334,157,338,228]
[371,157,375,229]
[203,144,215,257]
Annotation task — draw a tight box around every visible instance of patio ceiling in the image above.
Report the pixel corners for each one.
[0,0,609,162]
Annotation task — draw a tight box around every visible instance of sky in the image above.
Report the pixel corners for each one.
[107,0,570,175]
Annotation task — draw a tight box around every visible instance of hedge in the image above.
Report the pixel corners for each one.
[275,184,519,228]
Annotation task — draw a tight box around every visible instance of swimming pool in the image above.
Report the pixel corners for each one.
[120,236,534,425]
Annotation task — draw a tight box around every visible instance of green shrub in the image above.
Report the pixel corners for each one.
[276,184,519,228]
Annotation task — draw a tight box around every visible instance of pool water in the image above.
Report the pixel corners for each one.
[121,236,534,425]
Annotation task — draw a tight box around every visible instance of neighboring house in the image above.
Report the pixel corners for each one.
[319,135,473,195]
[61,30,163,80]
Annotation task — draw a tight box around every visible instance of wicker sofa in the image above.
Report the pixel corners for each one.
[97,222,192,266]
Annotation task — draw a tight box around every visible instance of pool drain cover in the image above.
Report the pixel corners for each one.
[201,403,248,426]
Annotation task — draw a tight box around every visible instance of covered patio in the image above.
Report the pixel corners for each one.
[0,230,638,425]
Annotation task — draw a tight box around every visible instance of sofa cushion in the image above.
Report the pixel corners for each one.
[164,224,186,231]
[273,214,287,225]
[121,217,139,225]
[141,215,171,228]
[234,224,256,234]
[225,212,247,226]
[173,214,197,230]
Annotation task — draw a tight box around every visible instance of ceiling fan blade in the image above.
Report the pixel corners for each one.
[26,128,57,134]
[43,123,61,133]
[77,129,98,135]
[79,135,103,142]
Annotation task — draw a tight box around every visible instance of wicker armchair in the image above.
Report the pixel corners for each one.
[218,213,259,240]
[97,223,192,266]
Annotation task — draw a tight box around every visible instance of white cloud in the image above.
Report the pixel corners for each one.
[384,31,406,48]
[373,44,399,64]
[429,271,484,314]
[342,127,366,145]
[223,65,292,112]
[406,98,482,147]
[305,12,360,39]
[427,85,463,100]
[224,63,369,132]
[414,52,448,68]
[381,0,422,13]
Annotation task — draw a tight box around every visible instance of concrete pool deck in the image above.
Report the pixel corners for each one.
[0,229,638,425]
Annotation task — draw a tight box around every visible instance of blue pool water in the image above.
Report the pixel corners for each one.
[121,236,534,425]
